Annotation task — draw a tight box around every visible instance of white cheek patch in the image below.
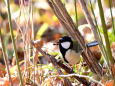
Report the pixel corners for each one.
[61,42,71,49]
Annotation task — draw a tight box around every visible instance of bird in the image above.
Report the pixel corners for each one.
[55,36,99,65]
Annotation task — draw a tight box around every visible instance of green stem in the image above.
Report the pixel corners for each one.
[108,0,115,36]
[74,0,78,28]
[97,0,114,64]
[6,0,23,86]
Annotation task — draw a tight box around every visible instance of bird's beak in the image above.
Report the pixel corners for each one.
[53,41,59,45]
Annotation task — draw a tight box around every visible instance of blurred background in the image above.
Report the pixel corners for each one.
[0,0,115,85]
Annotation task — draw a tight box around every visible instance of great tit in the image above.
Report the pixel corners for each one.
[56,36,98,65]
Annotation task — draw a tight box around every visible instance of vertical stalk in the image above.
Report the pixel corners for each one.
[74,0,78,28]
[30,0,36,85]
[97,0,114,65]
[0,29,13,86]
[32,15,36,86]
[5,0,23,86]
[108,0,115,36]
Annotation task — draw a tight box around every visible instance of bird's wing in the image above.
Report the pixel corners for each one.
[73,41,83,53]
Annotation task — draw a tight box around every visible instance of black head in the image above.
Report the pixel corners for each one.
[59,36,73,60]
[59,36,73,49]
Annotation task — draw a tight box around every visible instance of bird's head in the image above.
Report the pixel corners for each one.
[58,36,73,62]
[59,36,73,50]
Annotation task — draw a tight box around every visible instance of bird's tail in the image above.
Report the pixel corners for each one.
[86,41,98,47]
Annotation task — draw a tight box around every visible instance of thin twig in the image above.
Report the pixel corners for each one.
[74,0,78,28]
[0,29,13,86]
[50,73,104,86]
[108,0,115,36]
[5,0,23,85]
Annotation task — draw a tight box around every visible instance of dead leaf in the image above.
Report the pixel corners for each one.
[32,40,44,49]
[105,80,114,86]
